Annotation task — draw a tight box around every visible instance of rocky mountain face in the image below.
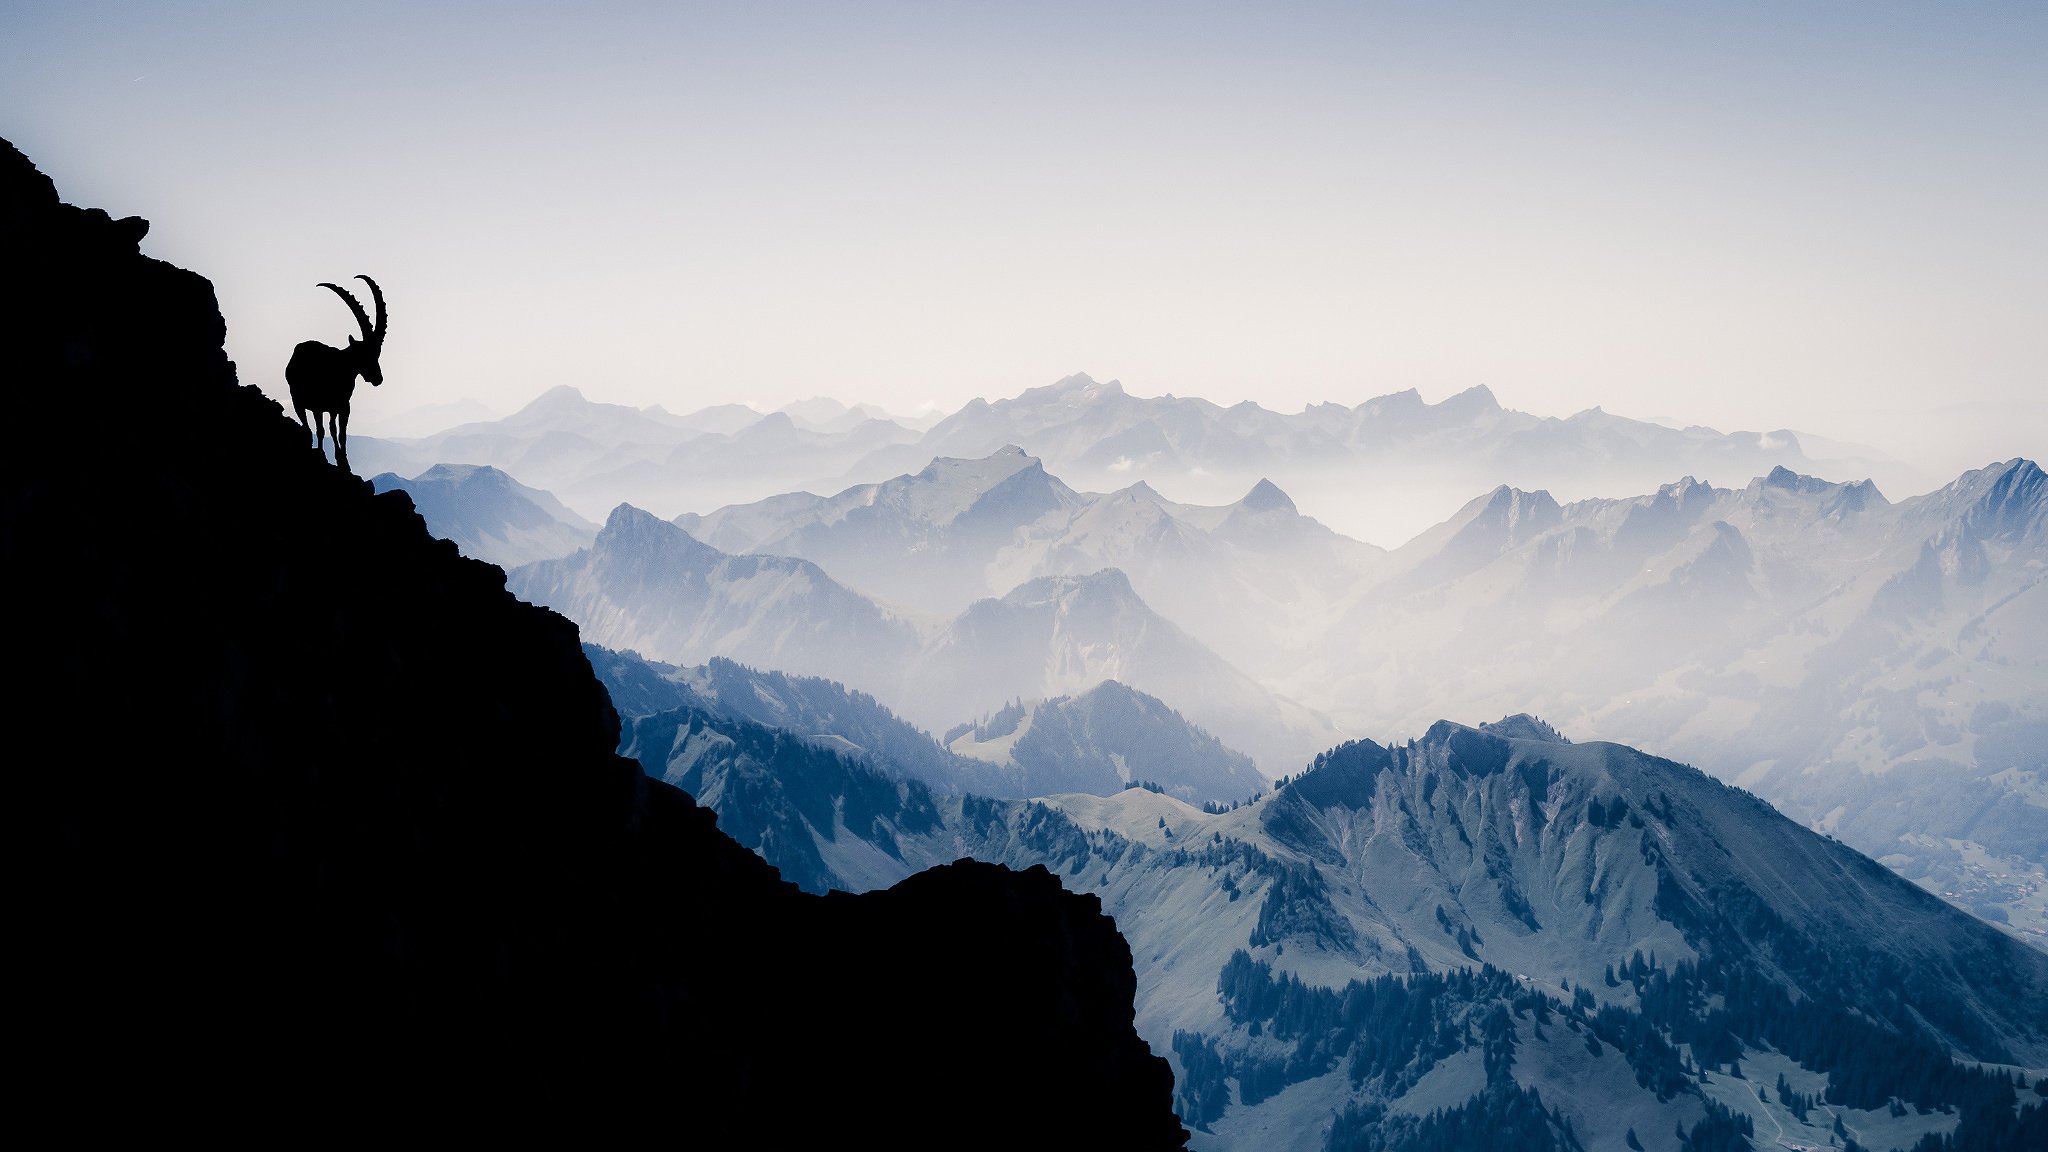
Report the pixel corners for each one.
[623,695,2048,1151]
[3,137,1186,1148]
[370,461,599,568]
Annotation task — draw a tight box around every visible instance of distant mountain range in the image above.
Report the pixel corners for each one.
[512,507,1338,777]
[613,689,2048,1151]
[349,372,1932,548]
[677,444,1384,682]
[413,425,2043,942]
[1295,458,2047,943]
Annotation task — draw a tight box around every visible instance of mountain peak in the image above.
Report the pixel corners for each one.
[520,384,589,412]
[743,410,797,434]
[1760,464,1831,493]
[416,462,500,484]
[1478,714,1566,742]
[905,446,1047,523]
[1039,373,1124,401]
[1478,483,1560,523]
[1935,456,2047,542]
[603,502,666,532]
[1434,384,1500,415]
[1003,567,1139,605]
[1238,478,1296,514]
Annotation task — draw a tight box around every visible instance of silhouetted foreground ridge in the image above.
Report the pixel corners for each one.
[2,137,1187,1147]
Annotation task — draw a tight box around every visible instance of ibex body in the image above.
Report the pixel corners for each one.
[287,275,386,472]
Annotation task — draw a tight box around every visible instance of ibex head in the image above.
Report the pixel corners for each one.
[317,275,388,386]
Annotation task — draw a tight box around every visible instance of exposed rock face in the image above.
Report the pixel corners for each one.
[3,136,1185,1148]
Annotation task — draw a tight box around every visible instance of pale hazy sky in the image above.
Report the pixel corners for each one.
[6,2,2043,478]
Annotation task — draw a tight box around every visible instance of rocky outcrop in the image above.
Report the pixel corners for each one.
[3,136,1184,1148]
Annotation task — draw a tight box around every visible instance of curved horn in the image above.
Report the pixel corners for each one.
[356,275,387,345]
[317,281,375,345]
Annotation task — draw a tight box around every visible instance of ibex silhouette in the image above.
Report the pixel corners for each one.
[287,275,386,472]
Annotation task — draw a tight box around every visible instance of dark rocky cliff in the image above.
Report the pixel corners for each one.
[2,136,1185,1147]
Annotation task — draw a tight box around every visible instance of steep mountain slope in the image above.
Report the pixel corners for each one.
[3,136,1186,1148]
[370,461,599,568]
[628,699,2048,1151]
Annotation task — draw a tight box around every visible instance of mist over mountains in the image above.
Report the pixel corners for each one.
[352,371,1933,549]
[393,405,2043,942]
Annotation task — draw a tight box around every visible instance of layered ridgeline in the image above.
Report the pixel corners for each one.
[589,647,1266,807]
[614,692,2048,1152]
[351,371,1922,549]
[354,382,929,521]
[673,443,1385,687]
[479,438,2042,938]
[511,508,1340,776]
[1,138,1188,1147]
